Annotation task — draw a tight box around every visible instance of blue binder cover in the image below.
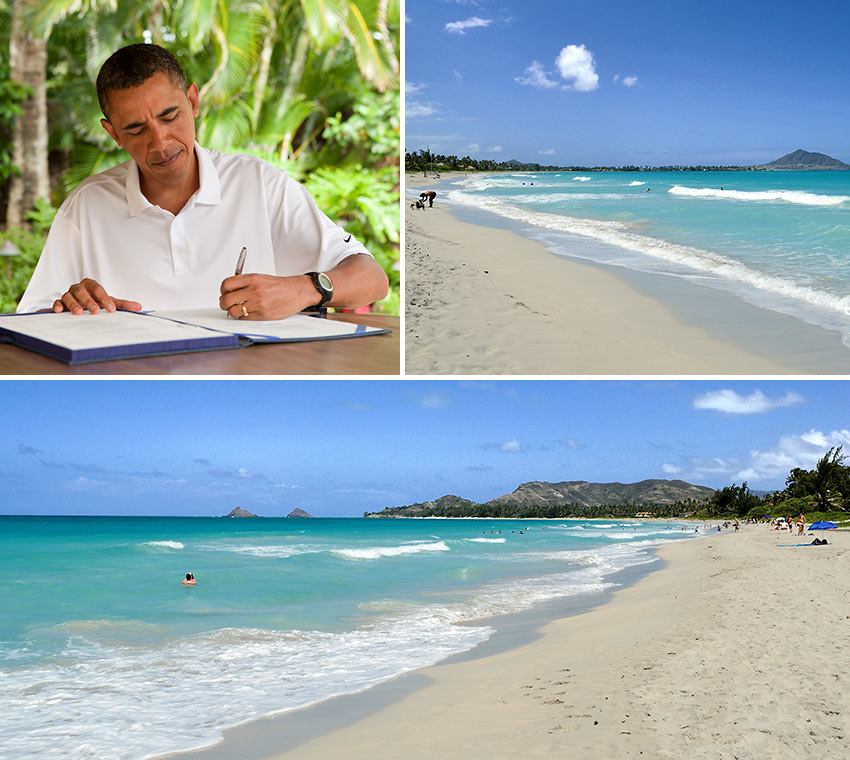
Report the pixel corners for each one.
[0,309,389,365]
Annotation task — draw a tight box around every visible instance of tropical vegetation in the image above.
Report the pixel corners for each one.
[405,148,748,175]
[365,447,850,523]
[0,0,400,314]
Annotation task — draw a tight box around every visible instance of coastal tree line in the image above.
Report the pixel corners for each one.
[405,149,746,175]
[704,446,850,519]
[366,448,850,522]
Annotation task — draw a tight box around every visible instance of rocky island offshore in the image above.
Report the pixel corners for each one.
[757,149,850,170]
[223,507,261,518]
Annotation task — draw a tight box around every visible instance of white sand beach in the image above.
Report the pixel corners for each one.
[404,174,850,375]
[167,524,849,760]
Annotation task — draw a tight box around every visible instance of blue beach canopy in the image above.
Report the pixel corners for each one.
[809,521,838,530]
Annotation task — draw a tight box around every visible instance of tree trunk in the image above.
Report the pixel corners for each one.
[6,0,50,228]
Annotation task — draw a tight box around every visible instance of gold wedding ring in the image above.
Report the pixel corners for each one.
[241,304,249,318]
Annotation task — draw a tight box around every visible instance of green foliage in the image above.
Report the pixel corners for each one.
[0,198,56,313]
[763,496,813,517]
[367,499,704,520]
[2,0,400,314]
[785,447,850,511]
[305,163,399,312]
[704,482,761,518]
[405,149,749,174]
[0,77,30,185]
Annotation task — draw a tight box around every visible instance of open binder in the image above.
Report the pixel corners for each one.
[0,308,389,364]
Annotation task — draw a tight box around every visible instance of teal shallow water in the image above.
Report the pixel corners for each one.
[0,516,696,759]
[442,170,850,344]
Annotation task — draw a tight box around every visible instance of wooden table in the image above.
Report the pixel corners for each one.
[0,314,399,375]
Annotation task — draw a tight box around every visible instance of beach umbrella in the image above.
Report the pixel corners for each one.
[809,521,838,530]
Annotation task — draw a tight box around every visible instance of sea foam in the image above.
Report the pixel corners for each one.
[443,187,850,334]
[142,540,184,549]
[669,184,850,206]
[333,541,450,560]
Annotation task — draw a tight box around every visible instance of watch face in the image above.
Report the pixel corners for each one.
[317,272,333,292]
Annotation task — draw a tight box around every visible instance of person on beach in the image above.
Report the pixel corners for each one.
[419,190,437,208]
[18,44,387,318]
[182,573,196,586]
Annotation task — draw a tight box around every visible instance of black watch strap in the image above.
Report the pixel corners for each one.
[309,271,334,308]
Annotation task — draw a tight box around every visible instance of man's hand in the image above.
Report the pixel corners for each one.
[53,278,143,315]
[219,274,315,321]
[219,255,388,321]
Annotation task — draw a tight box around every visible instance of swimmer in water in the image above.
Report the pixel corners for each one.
[182,573,196,586]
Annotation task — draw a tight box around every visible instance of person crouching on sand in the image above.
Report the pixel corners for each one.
[420,191,437,207]
[182,573,196,586]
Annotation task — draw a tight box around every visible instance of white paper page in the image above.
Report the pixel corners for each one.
[1,311,228,350]
[150,309,383,341]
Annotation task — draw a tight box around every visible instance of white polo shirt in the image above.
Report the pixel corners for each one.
[17,143,370,312]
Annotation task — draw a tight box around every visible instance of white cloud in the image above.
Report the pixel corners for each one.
[500,439,522,452]
[613,74,638,87]
[555,44,599,91]
[488,145,503,152]
[694,389,805,415]
[446,16,492,34]
[467,142,480,152]
[742,429,850,481]
[538,148,555,155]
[419,393,451,409]
[406,80,425,95]
[406,102,438,119]
[661,428,850,486]
[515,60,559,89]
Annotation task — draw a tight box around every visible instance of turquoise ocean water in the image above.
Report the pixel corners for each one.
[441,171,850,344]
[0,515,696,759]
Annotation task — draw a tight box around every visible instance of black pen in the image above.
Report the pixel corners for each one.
[235,247,247,275]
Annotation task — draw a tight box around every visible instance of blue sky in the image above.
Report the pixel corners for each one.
[4,380,850,516]
[405,0,850,166]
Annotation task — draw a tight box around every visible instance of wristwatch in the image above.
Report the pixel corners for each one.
[309,271,334,308]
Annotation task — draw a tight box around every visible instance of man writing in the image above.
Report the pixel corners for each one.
[17,44,388,319]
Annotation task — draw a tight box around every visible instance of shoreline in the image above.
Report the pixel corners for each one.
[405,173,850,375]
[156,535,678,760]
[165,525,849,759]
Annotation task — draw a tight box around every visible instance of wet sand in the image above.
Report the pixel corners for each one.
[405,174,850,375]
[162,525,850,760]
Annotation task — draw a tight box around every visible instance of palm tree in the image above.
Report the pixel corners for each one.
[2,0,399,310]
[6,0,49,227]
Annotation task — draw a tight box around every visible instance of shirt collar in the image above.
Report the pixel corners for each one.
[124,142,220,216]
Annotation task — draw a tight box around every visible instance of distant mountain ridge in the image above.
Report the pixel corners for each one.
[487,479,714,507]
[366,479,714,518]
[758,149,850,170]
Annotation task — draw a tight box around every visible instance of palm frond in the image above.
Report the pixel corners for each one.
[23,0,117,39]
[65,142,126,190]
[197,98,252,149]
[344,0,396,91]
[299,0,347,47]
